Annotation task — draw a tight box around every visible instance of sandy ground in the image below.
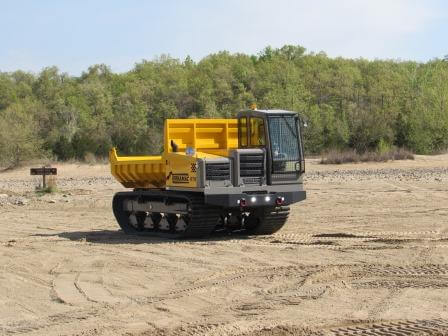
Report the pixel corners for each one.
[0,155,447,335]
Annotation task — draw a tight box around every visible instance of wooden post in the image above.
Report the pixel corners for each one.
[42,166,46,189]
[30,167,57,189]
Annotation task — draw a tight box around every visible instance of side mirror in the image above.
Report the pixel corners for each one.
[298,113,309,128]
[295,114,308,128]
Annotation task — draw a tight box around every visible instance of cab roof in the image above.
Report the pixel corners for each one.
[237,109,298,118]
[255,109,297,115]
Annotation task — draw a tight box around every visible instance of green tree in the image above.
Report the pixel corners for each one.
[0,101,45,167]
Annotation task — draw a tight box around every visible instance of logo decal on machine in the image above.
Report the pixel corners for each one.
[172,174,189,183]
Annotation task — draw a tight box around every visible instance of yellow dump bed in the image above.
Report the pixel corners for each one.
[109,148,165,188]
[110,119,238,189]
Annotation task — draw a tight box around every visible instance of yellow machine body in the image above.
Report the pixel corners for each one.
[110,109,306,238]
[110,119,238,189]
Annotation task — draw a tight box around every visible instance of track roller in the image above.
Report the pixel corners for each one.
[112,192,220,239]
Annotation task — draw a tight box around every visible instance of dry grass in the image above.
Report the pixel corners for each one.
[83,152,109,165]
[0,157,53,172]
[320,148,414,164]
[35,175,58,194]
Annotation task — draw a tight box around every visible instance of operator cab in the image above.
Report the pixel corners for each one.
[237,109,305,185]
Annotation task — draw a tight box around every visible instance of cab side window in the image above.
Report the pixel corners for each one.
[249,117,266,147]
[239,117,248,147]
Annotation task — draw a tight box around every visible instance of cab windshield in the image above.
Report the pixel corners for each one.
[268,115,302,173]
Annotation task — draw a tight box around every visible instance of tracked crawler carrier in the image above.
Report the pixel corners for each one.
[110,109,306,238]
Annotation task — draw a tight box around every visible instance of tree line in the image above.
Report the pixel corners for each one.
[0,45,447,167]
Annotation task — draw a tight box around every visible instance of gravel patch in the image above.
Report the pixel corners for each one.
[0,167,446,193]
[0,176,119,192]
[305,167,448,182]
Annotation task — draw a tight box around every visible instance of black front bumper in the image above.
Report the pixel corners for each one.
[205,190,306,208]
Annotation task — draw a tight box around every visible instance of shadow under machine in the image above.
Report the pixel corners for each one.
[109,108,306,238]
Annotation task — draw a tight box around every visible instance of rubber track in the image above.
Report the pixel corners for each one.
[112,193,133,234]
[249,206,290,235]
[182,194,220,238]
[112,191,219,239]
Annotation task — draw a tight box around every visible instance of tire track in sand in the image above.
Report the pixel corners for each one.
[324,318,448,336]
[365,241,438,320]
[52,259,124,305]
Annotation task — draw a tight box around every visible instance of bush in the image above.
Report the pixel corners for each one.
[52,136,75,161]
[320,148,414,164]
[389,148,415,161]
[320,149,360,164]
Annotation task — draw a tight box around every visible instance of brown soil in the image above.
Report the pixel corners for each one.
[0,155,447,335]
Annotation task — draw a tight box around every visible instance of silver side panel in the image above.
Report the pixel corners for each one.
[124,199,189,214]
[166,182,304,194]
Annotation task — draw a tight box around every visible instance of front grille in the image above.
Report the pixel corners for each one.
[206,162,230,181]
[240,153,264,181]
[272,172,299,182]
